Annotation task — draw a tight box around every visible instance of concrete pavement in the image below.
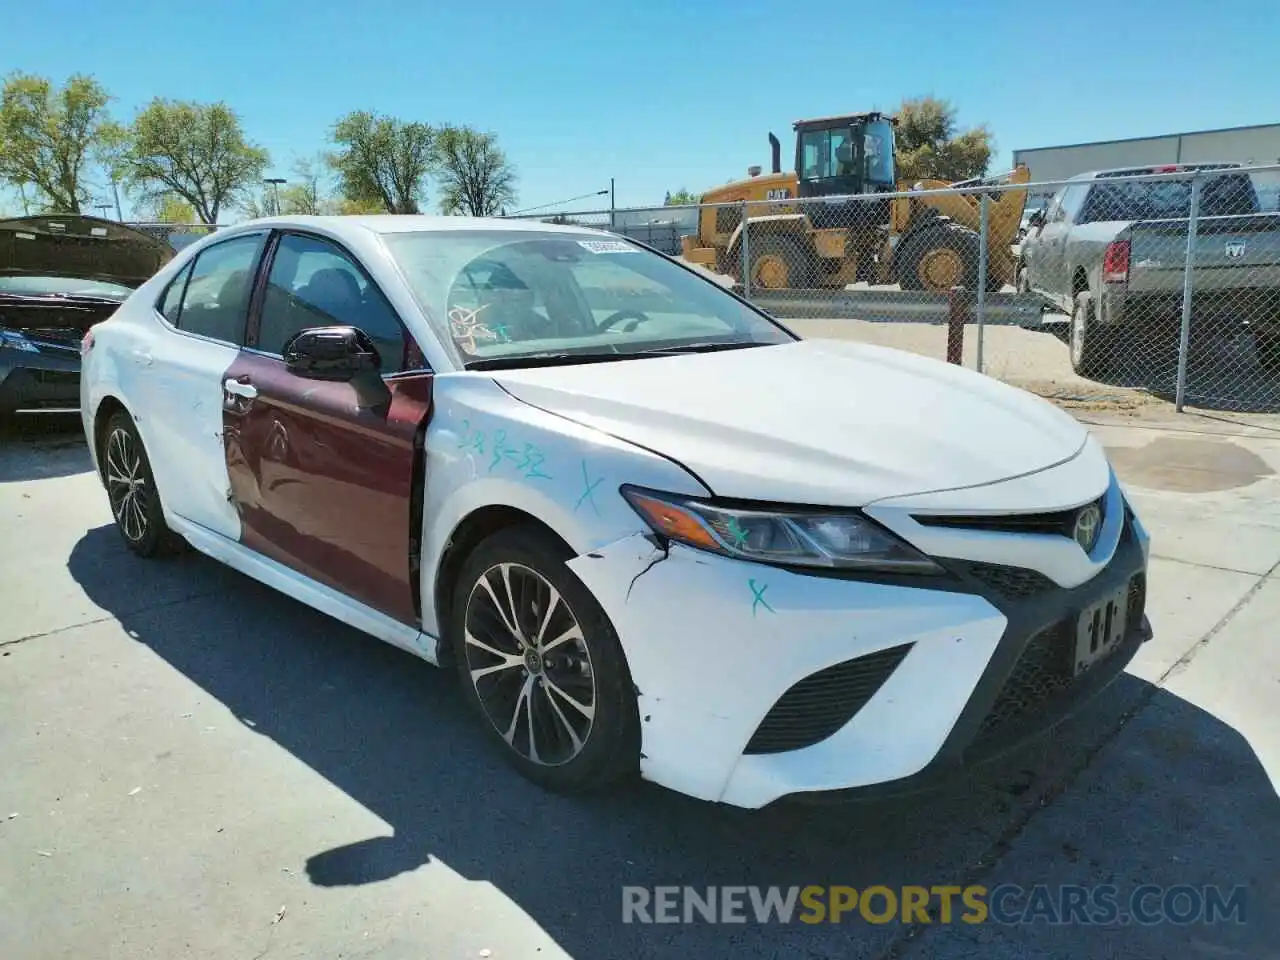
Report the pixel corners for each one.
[1,410,1277,959]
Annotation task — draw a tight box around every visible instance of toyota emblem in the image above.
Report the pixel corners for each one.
[1074,503,1103,551]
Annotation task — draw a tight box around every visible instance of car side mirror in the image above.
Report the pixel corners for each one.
[283,326,381,381]
[1028,210,1045,229]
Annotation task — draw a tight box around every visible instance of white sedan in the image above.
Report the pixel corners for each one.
[80,215,1152,808]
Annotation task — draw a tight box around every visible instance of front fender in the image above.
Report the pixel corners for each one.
[727,213,809,259]
[417,375,710,637]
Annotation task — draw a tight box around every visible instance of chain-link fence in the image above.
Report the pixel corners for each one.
[508,163,1280,414]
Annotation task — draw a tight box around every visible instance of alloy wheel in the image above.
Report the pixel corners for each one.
[462,562,597,766]
[105,427,151,544]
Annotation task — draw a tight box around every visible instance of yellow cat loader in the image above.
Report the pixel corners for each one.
[679,112,1030,293]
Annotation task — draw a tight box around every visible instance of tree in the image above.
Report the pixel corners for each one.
[329,111,434,214]
[434,125,516,216]
[893,97,992,184]
[148,192,197,222]
[0,72,122,214]
[664,189,699,205]
[277,155,324,215]
[124,99,269,224]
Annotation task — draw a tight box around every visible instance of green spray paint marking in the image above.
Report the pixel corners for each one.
[457,419,485,455]
[725,517,749,550]
[749,579,775,617]
[490,430,518,472]
[514,443,552,480]
[575,460,604,514]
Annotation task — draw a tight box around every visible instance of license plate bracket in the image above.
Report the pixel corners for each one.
[1074,584,1129,676]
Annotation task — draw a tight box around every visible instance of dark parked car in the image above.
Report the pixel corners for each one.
[0,215,173,419]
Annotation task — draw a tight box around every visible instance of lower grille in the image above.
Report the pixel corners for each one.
[957,561,1057,600]
[973,572,1146,749]
[975,623,1074,744]
[744,643,913,754]
[31,369,79,385]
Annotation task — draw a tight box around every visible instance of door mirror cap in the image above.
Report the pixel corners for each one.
[1028,210,1046,228]
[283,326,381,381]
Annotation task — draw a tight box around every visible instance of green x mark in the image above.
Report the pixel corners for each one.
[574,460,604,514]
[749,578,775,617]
[725,517,749,550]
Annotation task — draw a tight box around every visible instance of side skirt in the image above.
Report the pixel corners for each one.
[167,513,442,665]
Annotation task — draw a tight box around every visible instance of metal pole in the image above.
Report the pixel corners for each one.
[1174,174,1203,412]
[610,178,616,229]
[741,199,750,301]
[976,195,989,374]
[111,178,123,220]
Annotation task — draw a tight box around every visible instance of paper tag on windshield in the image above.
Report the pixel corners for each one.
[577,239,635,254]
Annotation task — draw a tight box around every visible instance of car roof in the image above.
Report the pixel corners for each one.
[221,214,614,239]
[1068,161,1244,182]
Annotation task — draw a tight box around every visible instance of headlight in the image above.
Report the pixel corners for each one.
[0,328,40,353]
[620,486,943,574]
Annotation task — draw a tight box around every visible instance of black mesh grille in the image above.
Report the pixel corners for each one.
[958,562,1057,600]
[744,644,913,755]
[973,572,1145,749]
[975,623,1074,744]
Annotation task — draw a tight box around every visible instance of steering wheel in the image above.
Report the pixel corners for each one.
[596,309,653,334]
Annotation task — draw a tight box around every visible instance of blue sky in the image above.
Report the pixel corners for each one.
[4,0,1276,220]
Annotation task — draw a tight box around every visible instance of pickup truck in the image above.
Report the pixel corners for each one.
[1017,163,1280,377]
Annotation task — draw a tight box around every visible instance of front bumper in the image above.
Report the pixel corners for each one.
[568,483,1151,809]
[0,342,81,414]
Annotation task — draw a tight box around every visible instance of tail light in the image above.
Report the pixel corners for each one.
[1103,240,1130,284]
[81,329,95,355]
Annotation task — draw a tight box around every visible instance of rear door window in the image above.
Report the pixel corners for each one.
[172,234,267,344]
[158,261,193,325]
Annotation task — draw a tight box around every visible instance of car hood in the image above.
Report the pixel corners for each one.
[489,339,1090,506]
[0,214,173,288]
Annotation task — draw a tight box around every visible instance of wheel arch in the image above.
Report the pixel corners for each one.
[1072,265,1091,296]
[91,394,133,486]
[726,213,811,263]
[432,504,575,665]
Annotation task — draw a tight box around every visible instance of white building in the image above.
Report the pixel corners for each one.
[1014,123,1280,206]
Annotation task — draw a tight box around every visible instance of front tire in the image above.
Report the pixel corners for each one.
[101,410,179,557]
[748,234,816,289]
[451,525,640,793]
[897,225,980,292]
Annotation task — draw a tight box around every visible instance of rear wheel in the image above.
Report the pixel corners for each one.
[451,525,639,793]
[897,225,980,292]
[1015,265,1031,294]
[747,234,815,289]
[1069,291,1118,379]
[101,410,180,557]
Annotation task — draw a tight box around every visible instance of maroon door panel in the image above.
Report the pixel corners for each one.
[222,353,433,625]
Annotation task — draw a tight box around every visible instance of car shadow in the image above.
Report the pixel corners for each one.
[66,525,1279,958]
[0,412,92,482]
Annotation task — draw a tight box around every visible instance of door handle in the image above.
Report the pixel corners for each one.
[224,378,258,399]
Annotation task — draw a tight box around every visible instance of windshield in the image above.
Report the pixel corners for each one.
[799,128,856,181]
[863,120,895,185]
[381,230,795,367]
[0,275,133,299]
